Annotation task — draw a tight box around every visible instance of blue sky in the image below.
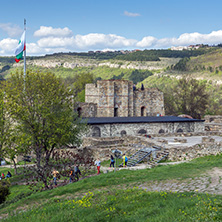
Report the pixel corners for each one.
[1,0,222,56]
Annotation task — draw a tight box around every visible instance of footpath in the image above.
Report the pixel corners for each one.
[101,164,222,195]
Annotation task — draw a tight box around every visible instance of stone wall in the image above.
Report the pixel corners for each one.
[81,135,159,161]
[88,121,204,137]
[85,83,99,104]
[204,115,222,132]
[82,79,165,118]
[167,141,222,161]
[204,115,222,123]
[81,135,222,162]
[75,102,97,117]
[133,88,165,116]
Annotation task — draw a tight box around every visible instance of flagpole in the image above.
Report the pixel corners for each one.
[24,19,26,79]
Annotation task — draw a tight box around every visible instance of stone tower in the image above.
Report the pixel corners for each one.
[78,79,165,117]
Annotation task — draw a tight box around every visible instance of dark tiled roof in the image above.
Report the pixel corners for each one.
[82,116,204,125]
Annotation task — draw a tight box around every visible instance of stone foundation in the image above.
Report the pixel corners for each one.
[81,134,222,162]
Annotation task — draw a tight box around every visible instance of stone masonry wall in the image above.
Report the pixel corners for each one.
[85,83,99,104]
[133,88,165,116]
[88,121,204,137]
[204,115,222,123]
[75,102,97,117]
[83,80,165,117]
[81,135,222,162]
[167,141,222,161]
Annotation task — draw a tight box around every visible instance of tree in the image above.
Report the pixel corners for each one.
[71,73,94,102]
[4,70,86,189]
[165,77,209,119]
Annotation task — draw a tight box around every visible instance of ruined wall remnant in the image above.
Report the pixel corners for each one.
[204,115,222,132]
[80,80,165,118]
[81,135,222,162]
[75,102,97,118]
[133,88,165,117]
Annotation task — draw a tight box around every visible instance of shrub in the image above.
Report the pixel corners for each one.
[0,180,10,204]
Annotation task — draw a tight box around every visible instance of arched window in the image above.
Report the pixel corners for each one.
[77,107,82,117]
[177,128,183,133]
[138,129,147,134]
[159,129,165,134]
[121,130,127,136]
[92,127,101,137]
[114,107,118,117]
[141,106,145,117]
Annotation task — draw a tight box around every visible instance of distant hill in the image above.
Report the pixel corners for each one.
[0,47,221,83]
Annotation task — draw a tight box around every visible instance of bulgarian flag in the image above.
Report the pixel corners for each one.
[15,31,26,63]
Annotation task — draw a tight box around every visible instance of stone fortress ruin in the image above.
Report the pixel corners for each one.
[72,80,222,166]
[76,79,204,138]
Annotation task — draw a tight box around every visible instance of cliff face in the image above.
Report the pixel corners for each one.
[13,57,180,71]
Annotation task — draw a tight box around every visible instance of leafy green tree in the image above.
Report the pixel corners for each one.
[4,70,86,188]
[129,70,153,84]
[72,73,94,102]
[165,77,209,118]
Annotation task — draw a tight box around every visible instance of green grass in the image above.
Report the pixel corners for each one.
[3,189,222,221]
[101,158,123,167]
[1,155,222,221]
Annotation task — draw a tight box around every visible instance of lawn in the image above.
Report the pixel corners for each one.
[1,155,222,221]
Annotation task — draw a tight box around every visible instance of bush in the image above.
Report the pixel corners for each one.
[0,180,10,204]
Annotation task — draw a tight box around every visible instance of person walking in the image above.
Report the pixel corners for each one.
[52,169,59,187]
[95,158,101,174]
[5,171,12,178]
[122,154,128,167]
[110,155,115,169]
[74,165,81,181]
[69,168,74,183]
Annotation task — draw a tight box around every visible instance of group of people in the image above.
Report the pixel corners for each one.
[95,153,128,175]
[51,154,129,186]
[0,171,12,180]
[52,165,82,187]
[109,154,128,168]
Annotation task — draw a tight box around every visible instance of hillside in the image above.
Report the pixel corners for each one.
[0,47,220,82]
[1,155,222,221]
[1,48,222,116]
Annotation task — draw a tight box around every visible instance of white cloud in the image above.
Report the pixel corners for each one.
[136,36,157,47]
[137,30,222,48]
[2,27,222,56]
[37,37,75,48]
[34,26,73,37]
[124,11,141,17]
[0,38,18,55]
[74,33,137,49]
[36,33,137,50]
[0,23,23,37]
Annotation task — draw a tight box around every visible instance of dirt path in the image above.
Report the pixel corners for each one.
[137,167,222,195]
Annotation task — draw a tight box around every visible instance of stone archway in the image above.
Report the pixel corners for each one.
[121,130,127,136]
[138,129,147,135]
[92,127,101,137]
[177,128,183,133]
[159,129,165,134]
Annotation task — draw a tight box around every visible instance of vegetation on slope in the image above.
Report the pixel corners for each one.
[172,48,222,73]
[1,155,222,221]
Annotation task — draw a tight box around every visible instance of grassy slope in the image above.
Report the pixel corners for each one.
[1,155,222,221]
[188,48,222,69]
